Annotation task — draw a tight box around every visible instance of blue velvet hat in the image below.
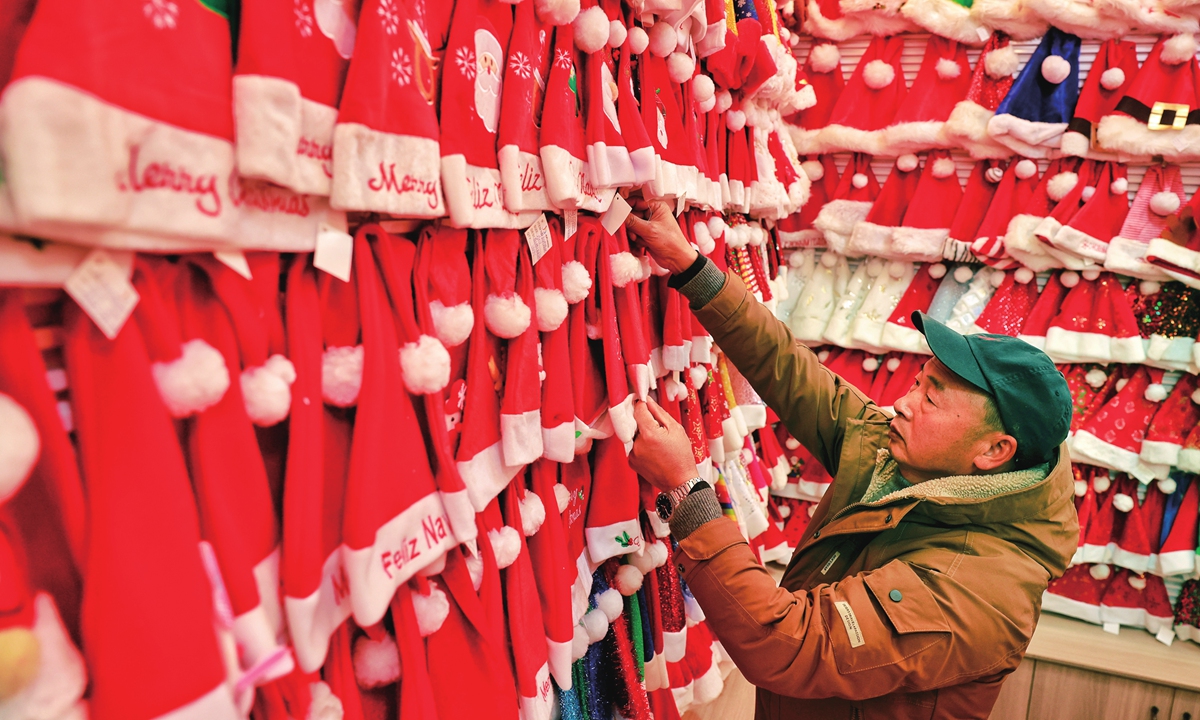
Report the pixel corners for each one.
[986,28,1083,159]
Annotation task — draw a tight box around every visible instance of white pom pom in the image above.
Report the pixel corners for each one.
[886,357,901,372]
[1162,32,1198,65]
[1075,479,1088,497]
[353,635,400,688]
[413,581,450,636]
[820,251,839,268]
[430,300,474,347]
[534,287,569,332]
[152,338,230,417]
[817,349,831,362]
[990,270,1006,288]
[488,526,522,568]
[865,257,885,277]
[778,504,792,518]
[1159,477,1178,495]
[707,216,727,238]
[535,0,581,25]
[1113,493,1135,512]
[985,44,1019,79]
[308,681,344,720]
[862,356,879,372]
[787,251,807,270]
[932,158,956,179]
[573,6,610,52]
[561,260,592,304]
[648,22,676,58]
[1150,191,1181,216]
[862,59,895,89]
[726,110,747,132]
[399,335,451,395]
[608,20,627,48]
[322,345,363,407]
[0,394,38,503]
[241,359,294,427]
[466,550,484,590]
[896,154,919,172]
[936,57,962,79]
[583,609,610,643]
[614,563,644,595]
[697,94,717,113]
[953,266,974,283]
[715,90,733,114]
[628,547,657,574]
[1014,267,1035,284]
[1100,67,1126,90]
[986,166,1005,183]
[1094,473,1111,493]
[1015,159,1037,180]
[1082,267,1100,281]
[801,160,825,181]
[1048,172,1079,201]
[1090,563,1111,580]
[484,293,532,338]
[784,437,801,449]
[749,225,767,247]
[609,251,642,287]
[1110,177,1129,195]
[667,52,696,83]
[649,540,669,567]
[554,483,571,512]
[852,172,869,189]
[1041,55,1071,84]
[693,74,715,102]
[888,260,907,279]
[1116,378,1129,392]
[1192,387,1200,404]
[690,364,708,389]
[1060,270,1080,287]
[1146,383,1168,402]
[809,44,840,73]
[572,624,590,659]
[929,262,947,279]
[788,34,800,48]
[520,491,547,536]
[1081,186,1095,202]
[1086,368,1108,388]
[627,25,649,54]
[597,587,624,621]
[1140,280,1162,296]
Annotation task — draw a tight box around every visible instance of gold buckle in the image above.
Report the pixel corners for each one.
[1148,101,1190,130]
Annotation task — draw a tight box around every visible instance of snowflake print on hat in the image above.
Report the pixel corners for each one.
[294,0,315,36]
[144,0,179,29]
[555,48,572,69]
[377,0,401,34]
[392,47,413,86]
[509,52,532,80]
[457,46,478,79]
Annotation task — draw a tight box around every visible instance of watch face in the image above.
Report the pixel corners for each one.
[656,493,673,522]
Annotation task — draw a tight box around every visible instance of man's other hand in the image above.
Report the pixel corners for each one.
[624,198,700,275]
[628,398,700,493]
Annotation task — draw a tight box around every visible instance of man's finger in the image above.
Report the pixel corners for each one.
[633,400,662,431]
[625,211,652,238]
[644,396,676,428]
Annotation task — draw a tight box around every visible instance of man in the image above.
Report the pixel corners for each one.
[623,200,1079,720]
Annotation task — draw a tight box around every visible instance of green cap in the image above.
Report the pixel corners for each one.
[912,311,1071,466]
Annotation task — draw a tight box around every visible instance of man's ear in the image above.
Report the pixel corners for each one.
[974,433,1018,472]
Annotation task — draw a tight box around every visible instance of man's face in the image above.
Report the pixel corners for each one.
[889,358,999,481]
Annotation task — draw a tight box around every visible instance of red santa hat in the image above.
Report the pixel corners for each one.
[1044,270,1145,364]
[317,267,363,409]
[812,153,881,255]
[640,49,695,203]
[892,151,964,263]
[968,159,1038,268]
[1029,159,1103,269]
[1100,569,1175,635]
[879,262,946,353]
[1106,164,1185,280]
[1042,564,1110,625]
[1146,186,1200,286]
[525,460,578,688]
[63,290,240,720]
[776,155,840,248]
[1003,157,1085,272]
[1140,373,1200,467]
[1110,485,1156,574]
[1072,367,1169,480]
[331,0,445,217]
[881,37,973,155]
[1157,477,1199,576]
[1014,271,1071,350]
[967,268,1040,336]
[845,155,923,258]
[1078,476,1119,565]
[1097,33,1200,162]
[1061,39,1140,158]
[499,0,557,214]
[615,43,658,186]
[942,33,1019,160]
[817,35,907,155]
[786,44,845,153]
[1181,420,1200,473]
[943,160,1006,264]
[233,0,350,196]
[584,436,645,565]
[1048,161,1131,264]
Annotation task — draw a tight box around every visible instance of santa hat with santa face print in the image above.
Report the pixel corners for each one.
[881,37,973,155]
[846,155,923,259]
[1097,33,1200,162]
[813,153,881,255]
[331,0,445,217]
[1072,366,1169,480]
[942,33,1019,161]
[817,35,907,155]
[987,28,1083,159]
[1106,164,1185,280]
[1060,39,1140,159]
[892,151,964,263]
[943,159,1007,263]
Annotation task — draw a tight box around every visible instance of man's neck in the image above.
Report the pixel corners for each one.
[896,460,1019,485]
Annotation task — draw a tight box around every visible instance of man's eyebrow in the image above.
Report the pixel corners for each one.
[926,374,945,392]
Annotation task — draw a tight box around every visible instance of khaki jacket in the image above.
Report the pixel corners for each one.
[677,272,1079,720]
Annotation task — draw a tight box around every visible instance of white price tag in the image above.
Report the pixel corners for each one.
[314,223,354,282]
[976,26,990,41]
[601,194,632,235]
[64,249,140,340]
[1173,131,1192,153]
[214,250,253,280]
[564,209,578,240]
[525,213,554,265]
[1156,627,1176,646]
[676,194,686,217]
[1102,622,1121,635]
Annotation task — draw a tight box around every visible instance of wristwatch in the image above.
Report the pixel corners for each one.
[656,477,707,522]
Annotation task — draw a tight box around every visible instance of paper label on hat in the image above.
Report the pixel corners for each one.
[64,249,140,340]
[1172,132,1192,153]
[1156,627,1176,646]
[525,213,554,265]
[314,223,354,282]
[976,26,990,41]
[601,194,632,235]
[564,209,578,240]
[1102,622,1121,635]
[214,250,253,280]
[676,195,687,217]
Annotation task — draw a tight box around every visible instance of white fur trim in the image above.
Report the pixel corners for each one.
[233,76,338,195]
[899,0,989,43]
[1097,114,1200,162]
[847,221,895,258]
[987,113,1069,158]
[1042,589,1102,624]
[152,338,231,418]
[943,101,1012,160]
[1148,236,1200,274]
[1071,429,1142,472]
[813,199,874,255]
[892,227,949,262]
[329,120,444,217]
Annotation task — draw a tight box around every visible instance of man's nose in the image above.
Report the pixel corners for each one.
[893,393,913,419]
